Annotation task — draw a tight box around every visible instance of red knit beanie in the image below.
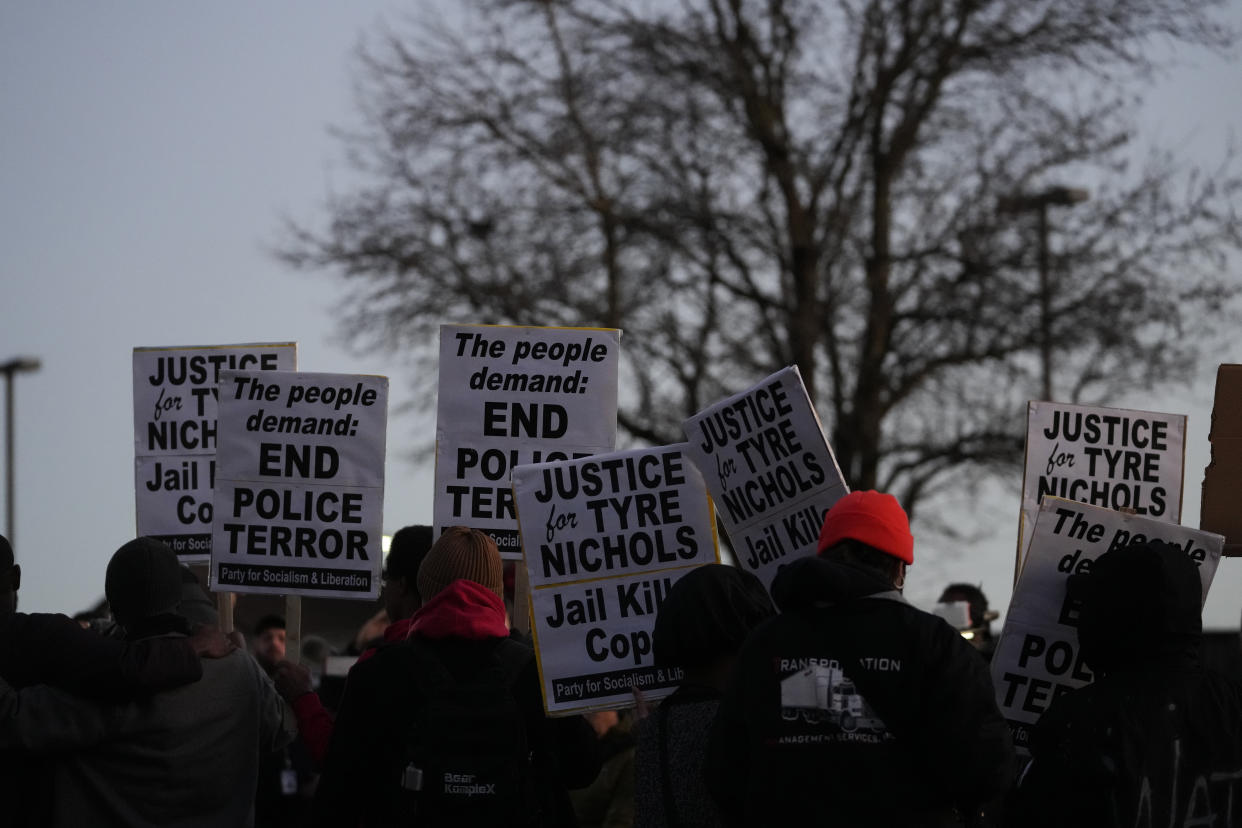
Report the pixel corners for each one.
[816,490,914,564]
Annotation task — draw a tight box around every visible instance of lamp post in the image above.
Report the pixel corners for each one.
[1,357,41,546]
[997,186,1089,402]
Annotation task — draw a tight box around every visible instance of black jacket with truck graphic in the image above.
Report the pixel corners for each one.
[706,556,1014,827]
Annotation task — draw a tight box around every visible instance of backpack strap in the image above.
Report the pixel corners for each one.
[492,637,535,690]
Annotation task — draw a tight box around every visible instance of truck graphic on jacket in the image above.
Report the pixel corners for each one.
[779,659,887,732]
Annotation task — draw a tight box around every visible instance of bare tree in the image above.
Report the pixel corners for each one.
[281,0,1241,518]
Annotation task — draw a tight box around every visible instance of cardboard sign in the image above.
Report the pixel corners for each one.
[513,444,719,715]
[1018,402,1186,569]
[434,324,620,559]
[682,366,848,590]
[133,343,296,562]
[1201,364,1242,556]
[210,370,387,599]
[992,497,1222,753]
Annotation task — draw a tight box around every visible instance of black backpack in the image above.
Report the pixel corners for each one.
[394,637,543,827]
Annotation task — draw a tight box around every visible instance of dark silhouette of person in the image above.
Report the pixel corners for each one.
[938,582,999,662]
[635,563,774,828]
[707,491,1014,826]
[0,534,227,826]
[1013,540,1242,827]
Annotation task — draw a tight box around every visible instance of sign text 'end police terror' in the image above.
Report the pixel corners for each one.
[220,480,368,561]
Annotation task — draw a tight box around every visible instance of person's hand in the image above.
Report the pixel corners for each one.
[189,624,237,659]
[273,660,314,702]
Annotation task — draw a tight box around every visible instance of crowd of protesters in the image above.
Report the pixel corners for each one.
[1,485,1240,827]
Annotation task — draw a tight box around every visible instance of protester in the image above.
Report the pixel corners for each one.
[272,524,435,766]
[0,534,231,826]
[313,526,600,827]
[1012,540,1242,827]
[252,613,288,674]
[0,534,218,693]
[252,613,316,827]
[706,491,1014,826]
[375,523,435,638]
[571,710,636,828]
[0,537,18,621]
[938,582,999,662]
[635,563,775,828]
[0,536,294,827]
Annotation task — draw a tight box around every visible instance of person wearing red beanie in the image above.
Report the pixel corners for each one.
[707,491,1014,827]
[815,490,914,563]
[815,490,914,595]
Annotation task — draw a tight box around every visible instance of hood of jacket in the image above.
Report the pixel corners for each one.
[770,555,901,613]
[355,615,418,665]
[407,579,509,641]
[1071,539,1202,676]
[383,615,416,644]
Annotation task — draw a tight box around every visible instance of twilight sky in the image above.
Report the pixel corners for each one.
[2,2,1239,628]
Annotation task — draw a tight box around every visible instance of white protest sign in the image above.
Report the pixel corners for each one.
[992,496,1222,753]
[513,444,719,715]
[133,343,296,562]
[210,370,387,599]
[1018,401,1185,569]
[435,324,620,559]
[682,366,848,590]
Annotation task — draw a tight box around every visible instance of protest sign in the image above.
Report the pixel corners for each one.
[133,343,296,562]
[1201,364,1242,556]
[682,366,848,590]
[435,324,620,559]
[1018,401,1186,571]
[210,370,387,599]
[513,444,719,715]
[992,496,1222,752]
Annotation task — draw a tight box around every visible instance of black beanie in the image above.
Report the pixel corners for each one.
[653,564,775,671]
[105,537,184,625]
[385,525,434,582]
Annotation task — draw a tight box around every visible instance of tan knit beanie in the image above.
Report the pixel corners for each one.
[417,527,504,601]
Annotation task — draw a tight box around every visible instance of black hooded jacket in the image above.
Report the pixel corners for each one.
[1014,541,1242,828]
[705,556,1014,827]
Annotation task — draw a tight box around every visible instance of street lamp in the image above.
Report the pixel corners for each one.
[1,356,41,547]
[998,186,1089,402]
